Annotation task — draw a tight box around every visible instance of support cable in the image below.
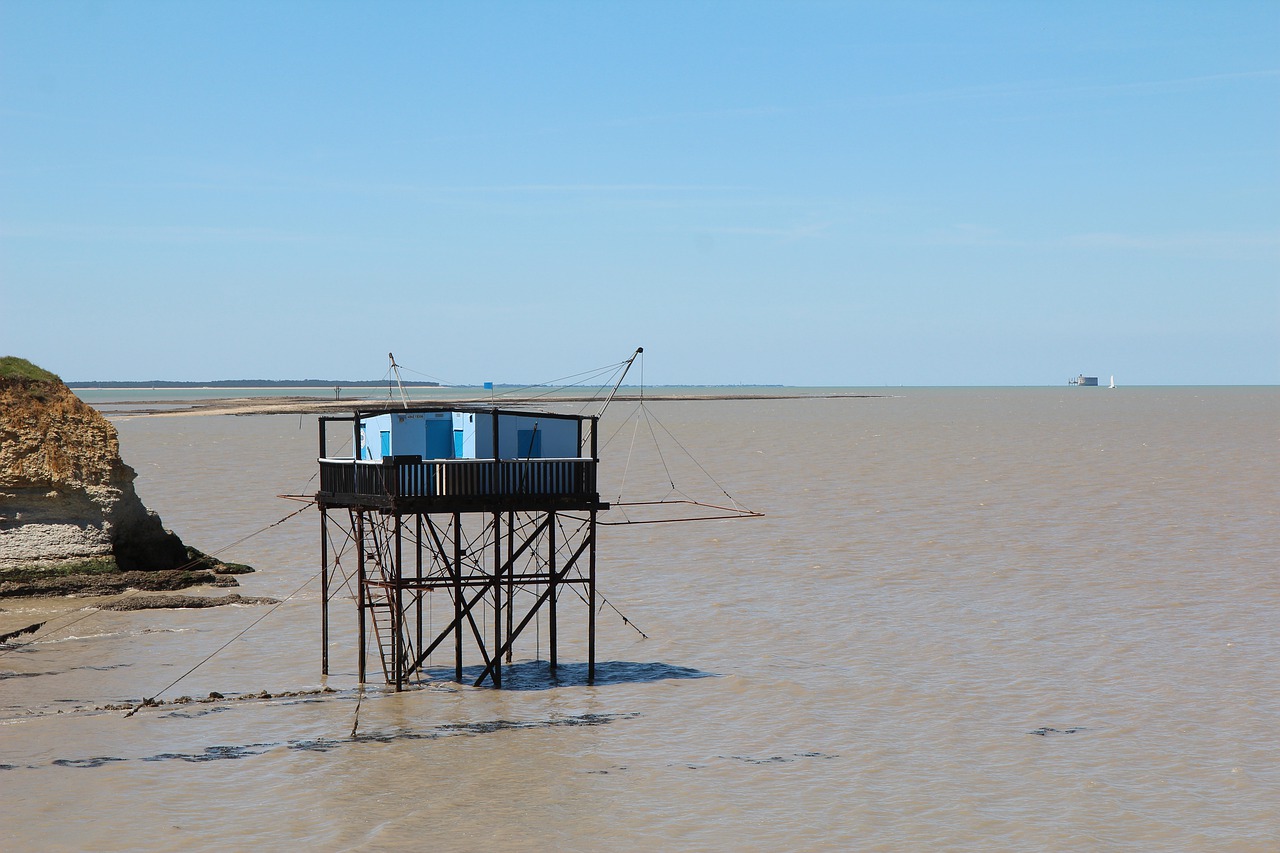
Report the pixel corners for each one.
[125,568,321,717]
[350,688,364,738]
[556,525,639,635]
[642,407,751,509]
[491,360,632,406]
[640,404,677,492]
[591,396,762,524]
[595,347,643,420]
[0,503,316,661]
[324,514,359,599]
[549,515,649,640]
[598,401,642,454]
[0,590,146,658]
[395,364,454,388]
[293,431,349,497]
[615,415,643,505]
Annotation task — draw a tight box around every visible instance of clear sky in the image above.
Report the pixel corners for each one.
[2,1,1276,386]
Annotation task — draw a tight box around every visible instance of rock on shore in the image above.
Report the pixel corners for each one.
[0,358,251,596]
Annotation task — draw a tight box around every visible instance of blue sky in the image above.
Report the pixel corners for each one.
[2,1,1276,385]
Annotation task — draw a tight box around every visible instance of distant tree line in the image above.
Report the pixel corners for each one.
[65,379,441,388]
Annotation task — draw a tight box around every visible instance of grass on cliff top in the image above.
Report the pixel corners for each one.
[0,356,61,382]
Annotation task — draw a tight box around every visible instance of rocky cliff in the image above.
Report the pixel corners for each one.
[0,359,248,595]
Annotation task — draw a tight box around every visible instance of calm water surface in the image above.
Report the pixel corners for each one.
[2,388,1276,851]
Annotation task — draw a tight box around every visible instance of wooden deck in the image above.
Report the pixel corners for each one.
[316,457,606,513]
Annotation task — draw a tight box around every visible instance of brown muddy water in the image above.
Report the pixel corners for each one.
[2,388,1277,851]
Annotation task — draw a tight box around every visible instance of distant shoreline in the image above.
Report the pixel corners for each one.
[92,391,883,417]
[66,379,442,389]
[67,381,785,390]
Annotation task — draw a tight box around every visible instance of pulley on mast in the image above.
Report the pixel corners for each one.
[584,346,764,526]
[597,347,643,419]
[388,352,410,409]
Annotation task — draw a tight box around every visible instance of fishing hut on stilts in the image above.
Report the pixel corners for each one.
[316,406,609,689]
[315,353,643,690]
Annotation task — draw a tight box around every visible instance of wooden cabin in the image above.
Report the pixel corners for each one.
[317,406,606,514]
[315,405,609,689]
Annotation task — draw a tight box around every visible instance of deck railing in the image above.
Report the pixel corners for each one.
[318,457,597,505]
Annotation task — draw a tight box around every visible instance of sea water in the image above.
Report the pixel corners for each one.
[1,388,1276,851]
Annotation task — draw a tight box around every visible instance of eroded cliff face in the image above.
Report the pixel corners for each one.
[0,376,189,572]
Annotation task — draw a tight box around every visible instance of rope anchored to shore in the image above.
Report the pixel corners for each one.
[0,503,316,662]
[125,567,321,718]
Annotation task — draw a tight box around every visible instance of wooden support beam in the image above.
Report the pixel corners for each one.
[415,513,423,679]
[453,512,463,681]
[356,509,366,684]
[493,511,502,688]
[548,511,557,673]
[472,528,594,687]
[588,509,596,685]
[393,514,403,691]
[320,507,329,676]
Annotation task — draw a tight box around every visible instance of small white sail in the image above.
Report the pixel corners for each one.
[1109,375,1116,389]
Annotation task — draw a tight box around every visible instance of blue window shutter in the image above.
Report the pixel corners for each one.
[517,429,542,458]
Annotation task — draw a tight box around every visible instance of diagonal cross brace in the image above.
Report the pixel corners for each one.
[471,529,593,686]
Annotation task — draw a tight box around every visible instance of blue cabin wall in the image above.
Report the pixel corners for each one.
[358,414,392,460]
[452,411,477,458]
[355,411,477,460]
[475,413,579,459]
[403,411,454,459]
[351,410,579,461]
[387,411,471,459]
[425,415,453,458]
[390,412,428,458]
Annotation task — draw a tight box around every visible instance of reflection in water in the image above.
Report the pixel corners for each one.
[418,659,715,690]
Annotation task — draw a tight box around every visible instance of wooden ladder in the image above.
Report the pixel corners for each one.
[364,586,399,683]
[360,528,414,685]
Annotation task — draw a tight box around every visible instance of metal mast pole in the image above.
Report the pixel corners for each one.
[596,347,643,419]
[388,352,410,409]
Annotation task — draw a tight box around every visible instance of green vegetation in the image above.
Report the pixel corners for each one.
[0,356,60,382]
[0,557,119,583]
[184,546,254,575]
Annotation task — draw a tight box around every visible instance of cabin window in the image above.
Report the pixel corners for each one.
[517,429,542,458]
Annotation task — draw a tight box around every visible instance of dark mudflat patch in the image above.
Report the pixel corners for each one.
[344,712,641,746]
[98,593,279,611]
[0,551,252,600]
[1028,726,1088,736]
[0,621,45,644]
[52,756,129,768]
[142,744,273,763]
[19,711,640,769]
[0,662,132,681]
[0,569,225,599]
[719,752,839,765]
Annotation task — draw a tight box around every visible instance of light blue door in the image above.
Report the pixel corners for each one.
[425,421,452,458]
[453,429,465,458]
[380,431,391,457]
